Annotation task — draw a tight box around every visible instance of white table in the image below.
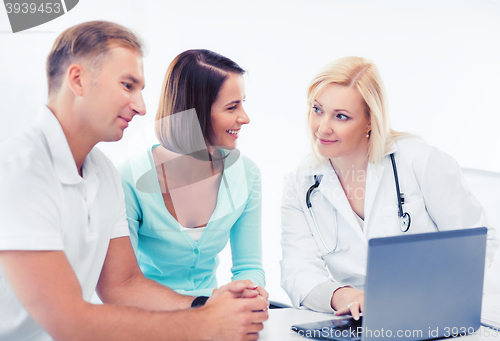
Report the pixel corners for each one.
[258,308,500,340]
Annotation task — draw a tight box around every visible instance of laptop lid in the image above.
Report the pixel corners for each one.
[291,227,487,341]
[362,227,487,341]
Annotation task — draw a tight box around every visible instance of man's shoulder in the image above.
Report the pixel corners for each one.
[0,127,62,222]
[0,126,52,176]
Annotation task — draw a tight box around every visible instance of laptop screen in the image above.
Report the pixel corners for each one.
[363,228,486,340]
[292,228,487,341]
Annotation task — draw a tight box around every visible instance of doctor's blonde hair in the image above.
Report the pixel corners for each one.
[307,56,405,164]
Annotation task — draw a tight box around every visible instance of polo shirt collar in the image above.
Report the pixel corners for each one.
[38,106,82,185]
[82,151,99,180]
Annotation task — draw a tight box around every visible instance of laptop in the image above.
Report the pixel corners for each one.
[292,227,487,341]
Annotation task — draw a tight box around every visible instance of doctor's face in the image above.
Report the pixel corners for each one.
[310,83,371,161]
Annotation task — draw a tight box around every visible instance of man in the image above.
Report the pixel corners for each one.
[0,21,268,341]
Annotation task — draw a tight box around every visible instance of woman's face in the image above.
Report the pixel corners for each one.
[310,83,371,161]
[210,73,249,149]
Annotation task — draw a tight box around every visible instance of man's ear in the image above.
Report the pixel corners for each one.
[66,64,86,97]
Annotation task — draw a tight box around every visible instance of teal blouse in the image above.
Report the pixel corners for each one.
[119,145,265,296]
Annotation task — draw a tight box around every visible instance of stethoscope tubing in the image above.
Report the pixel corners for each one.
[389,153,411,232]
[306,153,411,257]
[390,153,404,219]
[306,175,344,255]
[308,206,339,254]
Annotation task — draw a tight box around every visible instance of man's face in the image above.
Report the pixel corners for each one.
[81,45,145,142]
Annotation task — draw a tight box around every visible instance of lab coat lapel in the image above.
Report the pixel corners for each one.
[317,164,365,240]
[363,162,386,233]
[363,144,398,233]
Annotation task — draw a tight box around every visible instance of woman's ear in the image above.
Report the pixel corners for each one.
[366,122,372,137]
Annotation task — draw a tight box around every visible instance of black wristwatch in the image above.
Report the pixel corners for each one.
[191,296,209,308]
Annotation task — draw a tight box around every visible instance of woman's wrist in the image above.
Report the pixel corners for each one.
[330,285,354,310]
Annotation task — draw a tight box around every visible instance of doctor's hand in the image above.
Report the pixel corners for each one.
[331,287,365,320]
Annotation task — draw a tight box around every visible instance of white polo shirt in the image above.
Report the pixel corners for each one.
[0,107,130,341]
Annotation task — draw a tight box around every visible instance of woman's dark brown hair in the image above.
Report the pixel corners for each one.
[155,49,245,155]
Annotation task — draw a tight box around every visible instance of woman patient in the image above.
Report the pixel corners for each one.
[119,49,266,297]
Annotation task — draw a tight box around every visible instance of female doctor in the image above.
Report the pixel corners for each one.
[280,56,498,320]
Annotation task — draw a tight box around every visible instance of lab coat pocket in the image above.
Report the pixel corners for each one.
[383,198,437,236]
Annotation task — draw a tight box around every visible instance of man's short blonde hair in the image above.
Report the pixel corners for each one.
[46,20,143,94]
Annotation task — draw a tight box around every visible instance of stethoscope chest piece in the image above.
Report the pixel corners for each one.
[400,212,411,232]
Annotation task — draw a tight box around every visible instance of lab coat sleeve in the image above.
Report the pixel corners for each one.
[280,172,345,309]
[302,281,337,313]
[418,146,499,263]
[229,161,265,287]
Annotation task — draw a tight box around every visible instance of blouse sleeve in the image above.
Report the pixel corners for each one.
[228,159,265,287]
[118,161,143,255]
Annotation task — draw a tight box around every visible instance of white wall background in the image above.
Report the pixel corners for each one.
[1,0,499,305]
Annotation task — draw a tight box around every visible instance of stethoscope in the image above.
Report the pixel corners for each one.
[389,153,411,232]
[306,153,411,256]
[306,174,347,256]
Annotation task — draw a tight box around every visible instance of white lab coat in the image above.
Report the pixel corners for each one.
[280,138,498,309]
